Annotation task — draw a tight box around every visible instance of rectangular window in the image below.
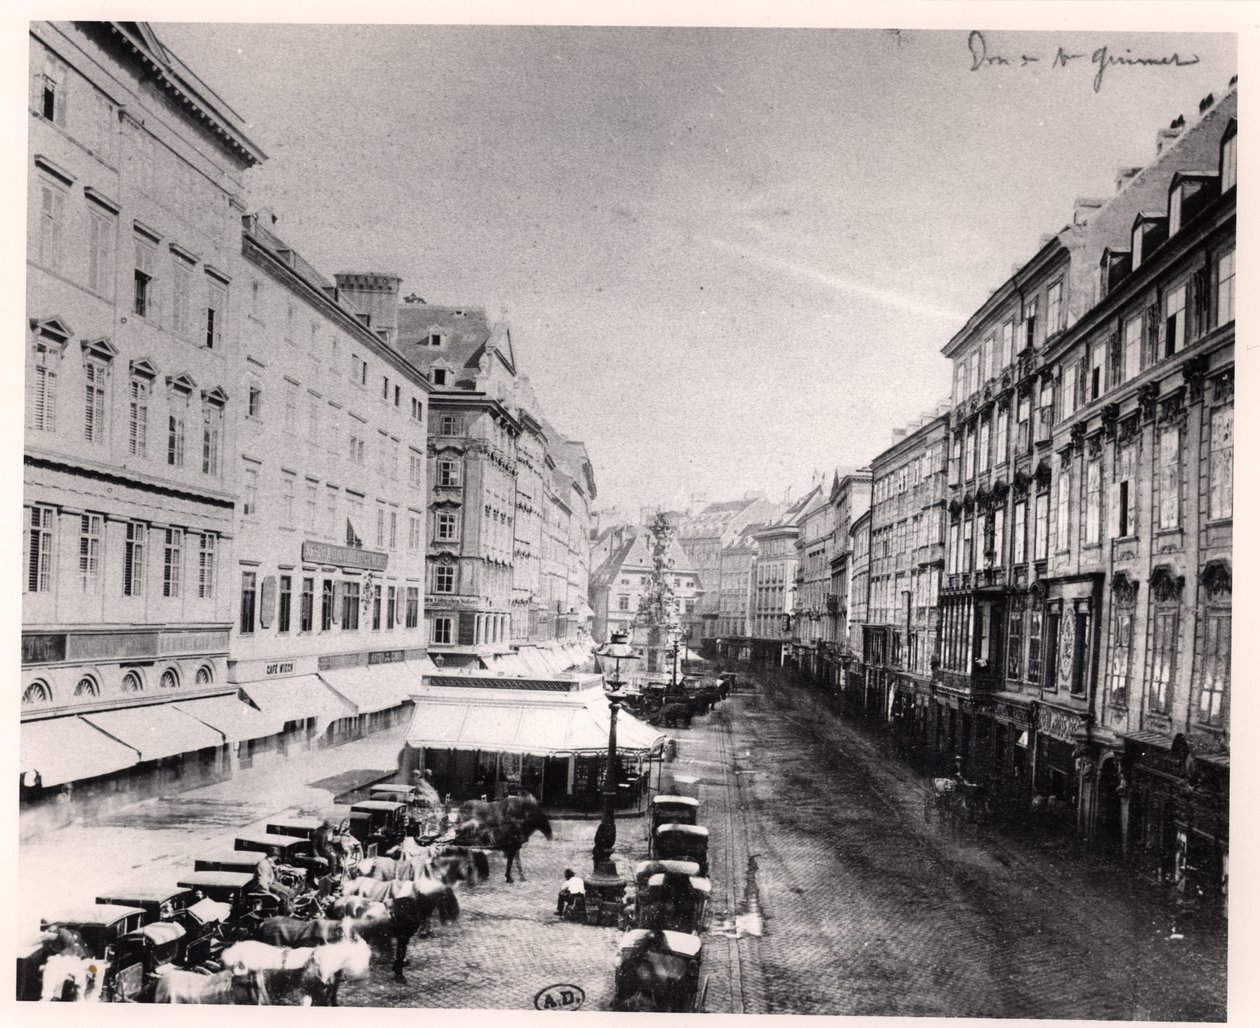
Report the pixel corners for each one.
[167,408,186,467]
[376,504,386,548]
[281,473,295,523]
[1056,470,1071,552]
[285,381,298,433]
[1047,281,1063,335]
[31,359,57,433]
[438,460,461,487]
[307,395,320,442]
[1197,612,1230,725]
[1109,609,1132,707]
[1016,395,1031,452]
[1085,458,1102,546]
[205,279,226,349]
[439,413,460,435]
[304,480,318,535]
[409,514,423,550]
[389,510,397,549]
[371,585,382,630]
[1013,500,1027,564]
[39,182,65,271]
[1113,439,1137,538]
[617,593,630,611]
[1217,251,1235,326]
[326,486,339,541]
[201,404,222,476]
[964,425,975,480]
[28,505,55,593]
[993,507,1005,566]
[432,616,453,645]
[278,574,292,633]
[197,533,216,598]
[981,336,994,379]
[1027,609,1043,684]
[1164,284,1186,358]
[1158,425,1181,530]
[1006,606,1024,680]
[387,585,397,629]
[1090,338,1105,400]
[1209,405,1233,520]
[409,452,424,487]
[171,257,192,336]
[162,527,182,598]
[84,359,108,444]
[87,208,115,297]
[382,376,390,401]
[1022,296,1038,350]
[435,565,455,593]
[978,414,990,471]
[128,379,149,458]
[240,571,257,634]
[1001,319,1014,368]
[243,464,259,517]
[134,238,157,319]
[411,397,424,423]
[994,406,1009,464]
[1122,314,1143,383]
[1169,186,1183,236]
[321,579,335,631]
[405,586,419,628]
[1034,490,1049,561]
[300,577,314,633]
[79,513,103,593]
[1222,132,1237,192]
[248,384,263,419]
[341,581,361,630]
[36,60,66,125]
[1147,608,1179,713]
[962,517,974,573]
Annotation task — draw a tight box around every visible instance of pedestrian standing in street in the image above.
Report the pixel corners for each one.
[556,868,585,917]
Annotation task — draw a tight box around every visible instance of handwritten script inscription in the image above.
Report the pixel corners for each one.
[968,31,1201,92]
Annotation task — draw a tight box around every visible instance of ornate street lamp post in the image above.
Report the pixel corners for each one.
[592,631,634,870]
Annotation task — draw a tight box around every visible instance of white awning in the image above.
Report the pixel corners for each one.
[318,666,412,714]
[514,647,552,677]
[21,717,141,787]
[239,675,356,724]
[81,704,226,762]
[174,695,288,742]
[404,687,665,757]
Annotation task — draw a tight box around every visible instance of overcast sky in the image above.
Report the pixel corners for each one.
[154,20,1236,514]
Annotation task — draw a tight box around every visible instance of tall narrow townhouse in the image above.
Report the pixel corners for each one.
[226,239,434,754]
[23,22,264,831]
[824,470,871,690]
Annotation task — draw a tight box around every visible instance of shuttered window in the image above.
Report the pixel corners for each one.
[83,359,108,444]
[39,183,65,270]
[123,521,146,596]
[27,505,54,593]
[79,513,102,593]
[88,209,115,298]
[171,257,192,336]
[202,404,222,476]
[168,410,186,467]
[134,238,157,319]
[197,533,216,598]
[128,379,148,458]
[163,528,182,598]
[205,279,226,349]
[31,362,57,432]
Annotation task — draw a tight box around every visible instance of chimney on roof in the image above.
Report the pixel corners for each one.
[1114,166,1142,194]
[892,427,908,443]
[335,273,401,343]
[1073,197,1106,227]
[1156,125,1182,155]
[1229,73,1237,88]
[1199,93,1215,115]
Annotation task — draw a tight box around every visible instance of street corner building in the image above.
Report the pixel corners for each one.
[20,21,602,839]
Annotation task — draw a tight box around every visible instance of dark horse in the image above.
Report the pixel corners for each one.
[457,793,553,883]
[346,878,459,982]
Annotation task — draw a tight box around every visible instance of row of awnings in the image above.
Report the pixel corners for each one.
[403,683,666,758]
[482,642,592,678]
[21,661,430,789]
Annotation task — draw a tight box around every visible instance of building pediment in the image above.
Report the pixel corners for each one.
[166,371,198,395]
[30,315,74,343]
[81,337,119,361]
[129,357,159,380]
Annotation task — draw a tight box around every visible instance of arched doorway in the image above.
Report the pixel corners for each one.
[1096,756,1124,859]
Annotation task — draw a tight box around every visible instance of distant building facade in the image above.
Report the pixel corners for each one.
[824,471,872,689]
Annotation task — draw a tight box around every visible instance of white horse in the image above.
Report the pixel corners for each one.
[40,955,108,1001]
[221,940,316,975]
[300,938,372,1007]
[152,967,262,1004]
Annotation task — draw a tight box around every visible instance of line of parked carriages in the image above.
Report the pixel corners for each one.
[19,783,445,1002]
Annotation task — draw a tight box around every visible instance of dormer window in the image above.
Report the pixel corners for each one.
[429,333,443,347]
[432,368,447,386]
[1221,121,1237,193]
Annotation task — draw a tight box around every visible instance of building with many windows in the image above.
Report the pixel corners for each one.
[22,21,264,831]
[860,413,948,734]
[790,485,835,679]
[935,85,1234,894]
[225,236,434,752]
[748,486,822,667]
[713,522,766,665]
[823,470,871,689]
[589,525,701,649]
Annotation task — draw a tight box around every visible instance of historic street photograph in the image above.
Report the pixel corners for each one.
[18,7,1240,1020]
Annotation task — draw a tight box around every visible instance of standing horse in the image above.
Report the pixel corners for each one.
[39,955,107,1001]
[299,938,372,1006]
[457,793,552,883]
[153,968,265,1005]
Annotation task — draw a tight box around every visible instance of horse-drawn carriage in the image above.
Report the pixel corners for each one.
[613,929,706,1012]
[194,849,268,876]
[31,903,148,1001]
[649,795,699,841]
[344,800,410,857]
[177,870,280,927]
[653,823,709,877]
[95,884,227,972]
[637,871,710,934]
[924,775,994,829]
[371,784,449,841]
[234,832,325,885]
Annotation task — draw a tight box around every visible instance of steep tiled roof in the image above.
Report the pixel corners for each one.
[395,305,493,383]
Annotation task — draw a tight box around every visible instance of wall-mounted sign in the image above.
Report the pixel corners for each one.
[264,661,295,677]
[301,540,389,572]
[534,984,585,1011]
[22,633,66,665]
[368,650,405,665]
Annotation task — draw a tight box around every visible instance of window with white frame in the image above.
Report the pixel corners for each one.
[128,377,149,458]
[1047,281,1064,335]
[307,392,320,442]
[438,460,461,487]
[438,413,460,435]
[242,463,259,518]
[27,505,55,593]
[79,513,102,593]
[1164,283,1186,358]
[163,527,182,598]
[167,396,187,467]
[411,397,423,422]
[436,511,457,541]
[409,514,422,550]
[432,616,453,644]
[409,451,424,487]
[1055,468,1071,552]
[281,472,295,523]
[247,382,263,419]
[201,400,222,476]
[83,357,109,445]
[197,532,216,598]
[1221,126,1237,193]
[435,565,455,593]
[1216,250,1235,326]
[406,587,419,628]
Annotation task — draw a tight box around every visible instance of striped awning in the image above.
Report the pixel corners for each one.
[21,717,141,787]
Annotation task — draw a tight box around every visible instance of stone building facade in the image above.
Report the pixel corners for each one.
[824,471,872,689]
